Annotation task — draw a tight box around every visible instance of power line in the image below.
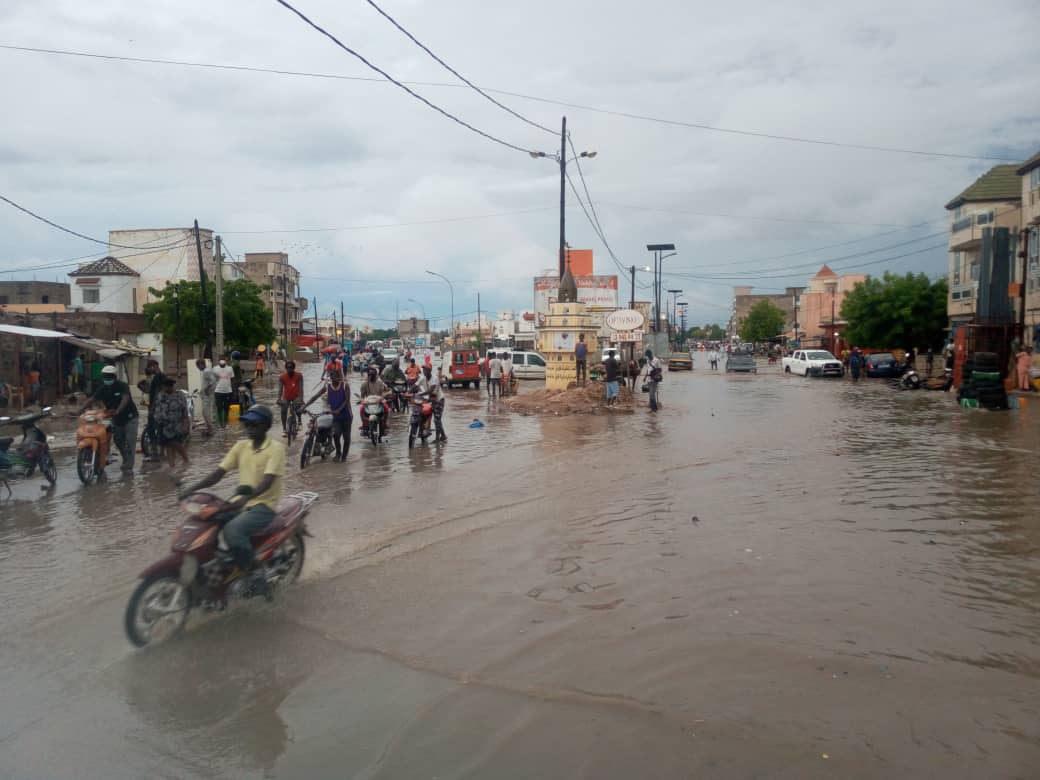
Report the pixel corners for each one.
[269,0,538,155]
[672,230,947,279]
[363,0,555,135]
[221,206,555,234]
[666,242,946,284]
[564,170,628,277]
[0,43,1020,162]
[1,240,194,276]
[596,201,920,229]
[0,193,190,251]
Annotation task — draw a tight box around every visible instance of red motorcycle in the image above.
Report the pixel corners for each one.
[408,391,434,449]
[124,489,317,647]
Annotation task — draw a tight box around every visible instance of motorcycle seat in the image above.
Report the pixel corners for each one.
[0,436,13,450]
[254,496,304,536]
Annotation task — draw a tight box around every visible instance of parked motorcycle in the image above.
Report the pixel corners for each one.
[408,392,434,449]
[299,411,335,469]
[123,488,317,647]
[898,365,922,390]
[0,407,57,494]
[76,408,113,484]
[358,393,388,445]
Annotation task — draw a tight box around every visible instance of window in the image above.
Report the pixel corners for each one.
[1030,231,1039,275]
[528,355,545,367]
[962,288,972,300]
[969,262,980,281]
[82,288,100,303]
[41,295,49,303]
[0,295,8,304]
[454,353,464,365]
[1032,168,1040,190]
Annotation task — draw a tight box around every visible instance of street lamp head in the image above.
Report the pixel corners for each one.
[529,151,547,159]
[647,243,676,252]
[643,266,651,272]
[580,151,597,158]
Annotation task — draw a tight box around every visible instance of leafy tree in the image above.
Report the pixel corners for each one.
[143,279,275,353]
[685,323,726,341]
[739,301,786,343]
[840,272,948,350]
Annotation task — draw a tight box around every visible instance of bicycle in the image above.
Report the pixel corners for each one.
[282,399,302,445]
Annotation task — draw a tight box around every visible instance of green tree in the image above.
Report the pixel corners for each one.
[840,272,948,350]
[143,279,275,352]
[739,301,786,343]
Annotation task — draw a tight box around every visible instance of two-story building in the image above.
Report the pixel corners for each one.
[945,165,1022,328]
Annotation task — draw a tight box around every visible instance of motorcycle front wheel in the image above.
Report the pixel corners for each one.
[39,451,57,485]
[299,431,314,469]
[409,420,418,449]
[76,447,96,485]
[124,572,191,648]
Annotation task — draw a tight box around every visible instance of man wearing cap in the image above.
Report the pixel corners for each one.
[181,404,285,598]
[80,364,139,475]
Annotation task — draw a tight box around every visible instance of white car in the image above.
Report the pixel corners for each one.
[782,349,844,377]
[492,351,547,379]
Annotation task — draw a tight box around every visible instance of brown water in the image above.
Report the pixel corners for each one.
[2,359,1038,778]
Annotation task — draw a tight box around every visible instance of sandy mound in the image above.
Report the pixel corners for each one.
[504,382,637,416]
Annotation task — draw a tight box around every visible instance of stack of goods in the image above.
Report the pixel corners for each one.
[958,351,1007,409]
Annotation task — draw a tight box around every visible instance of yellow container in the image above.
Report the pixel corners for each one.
[1032,377,1040,391]
[228,403,241,423]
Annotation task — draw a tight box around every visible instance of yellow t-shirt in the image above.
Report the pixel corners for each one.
[219,437,286,509]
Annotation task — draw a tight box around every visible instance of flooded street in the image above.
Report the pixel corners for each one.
[2,359,1039,778]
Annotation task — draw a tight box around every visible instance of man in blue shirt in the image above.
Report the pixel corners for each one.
[575,334,588,387]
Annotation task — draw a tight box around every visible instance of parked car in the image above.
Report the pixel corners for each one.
[864,352,900,378]
[382,349,399,364]
[441,349,481,388]
[725,353,757,373]
[505,351,547,380]
[782,349,844,377]
[667,353,693,371]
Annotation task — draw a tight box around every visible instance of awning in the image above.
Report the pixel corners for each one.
[0,324,154,357]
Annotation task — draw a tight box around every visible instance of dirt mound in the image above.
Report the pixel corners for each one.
[504,382,637,416]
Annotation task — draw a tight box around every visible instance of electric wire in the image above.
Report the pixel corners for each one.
[0,43,1020,162]
[566,134,632,277]
[564,170,629,278]
[269,0,538,155]
[669,230,947,279]
[1,193,191,251]
[221,206,555,234]
[363,0,555,135]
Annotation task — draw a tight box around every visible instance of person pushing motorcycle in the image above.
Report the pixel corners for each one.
[358,366,391,435]
[414,364,447,442]
[180,404,285,598]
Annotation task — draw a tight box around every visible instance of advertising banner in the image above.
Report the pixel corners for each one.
[534,275,619,321]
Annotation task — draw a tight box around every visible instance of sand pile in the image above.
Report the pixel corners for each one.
[504,382,637,416]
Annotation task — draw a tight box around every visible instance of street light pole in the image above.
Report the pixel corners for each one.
[407,297,426,319]
[646,244,676,333]
[559,115,567,279]
[426,270,454,346]
[667,289,683,337]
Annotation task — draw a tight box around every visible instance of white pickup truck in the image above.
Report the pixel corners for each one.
[782,349,844,377]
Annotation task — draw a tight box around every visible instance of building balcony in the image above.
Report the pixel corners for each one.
[949,211,997,251]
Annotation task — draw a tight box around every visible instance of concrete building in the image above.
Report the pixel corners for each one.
[797,266,866,352]
[729,285,804,342]
[241,252,307,338]
[398,317,430,340]
[104,227,217,313]
[945,165,1022,328]
[1017,150,1040,344]
[0,281,70,308]
[67,256,139,313]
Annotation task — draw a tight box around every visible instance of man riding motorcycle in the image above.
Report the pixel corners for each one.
[359,366,391,435]
[179,404,286,598]
[381,358,405,385]
[413,364,447,442]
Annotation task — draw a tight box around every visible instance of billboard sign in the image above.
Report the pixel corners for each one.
[534,275,619,321]
[606,309,645,331]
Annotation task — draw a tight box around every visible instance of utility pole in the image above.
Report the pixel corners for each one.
[667,289,683,338]
[1019,227,1031,333]
[313,296,318,343]
[477,292,482,351]
[558,115,567,279]
[174,283,182,371]
[340,301,345,343]
[193,220,211,358]
[629,265,636,310]
[214,235,224,359]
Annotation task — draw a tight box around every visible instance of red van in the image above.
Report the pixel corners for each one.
[441,349,481,389]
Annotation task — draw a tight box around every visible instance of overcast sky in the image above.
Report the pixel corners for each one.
[2,0,1037,329]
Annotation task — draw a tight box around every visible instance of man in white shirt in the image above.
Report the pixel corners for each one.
[643,349,663,412]
[212,356,235,427]
[414,364,447,441]
[488,352,503,398]
[500,353,514,396]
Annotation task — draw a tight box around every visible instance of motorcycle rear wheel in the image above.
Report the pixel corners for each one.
[409,421,418,449]
[269,532,306,588]
[299,431,314,469]
[39,451,57,485]
[125,572,191,648]
[76,447,96,485]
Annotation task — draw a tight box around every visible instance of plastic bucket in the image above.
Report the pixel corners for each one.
[228,403,241,423]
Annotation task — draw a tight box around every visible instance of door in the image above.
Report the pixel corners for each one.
[526,353,546,379]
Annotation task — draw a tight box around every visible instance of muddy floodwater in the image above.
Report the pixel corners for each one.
[2,358,1038,778]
